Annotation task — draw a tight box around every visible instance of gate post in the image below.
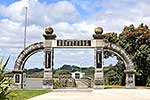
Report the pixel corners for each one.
[42,26,56,89]
[13,71,24,89]
[124,69,136,88]
[94,48,104,88]
[93,27,105,89]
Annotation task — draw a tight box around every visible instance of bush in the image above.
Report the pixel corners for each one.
[0,58,11,100]
[146,77,150,87]
[53,81,62,89]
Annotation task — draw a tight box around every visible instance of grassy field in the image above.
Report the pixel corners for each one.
[8,90,50,100]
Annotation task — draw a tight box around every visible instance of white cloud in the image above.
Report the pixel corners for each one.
[0,0,84,69]
[53,21,96,39]
[0,0,82,53]
[104,56,118,67]
[0,0,80,26]
[54,48,94,68]
[0,0,29,22]
[0,19,23,49]
[1,0,150,69]
[84,0,150,33]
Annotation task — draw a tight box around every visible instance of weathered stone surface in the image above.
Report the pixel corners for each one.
[45,26,54,34]
[95,27,103,34]
[43,34,56,40]
[103,43,134,69]
[43,26,57,40]
[93,34,104,39]
[13,26,136,89]
[43,79,53,85]
[13,42,44,71]
[94,80,103,85]
[93,27,104,39]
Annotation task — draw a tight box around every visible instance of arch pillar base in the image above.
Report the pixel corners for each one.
[43,68,53,89]
[12,70,25,89]
[125,69,136,89]
[94,69,104,89]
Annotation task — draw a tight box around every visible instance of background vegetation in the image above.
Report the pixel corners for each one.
[104,23,150,86]
[0,58,11,100]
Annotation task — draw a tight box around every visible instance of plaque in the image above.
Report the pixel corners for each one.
[57,40,91,46]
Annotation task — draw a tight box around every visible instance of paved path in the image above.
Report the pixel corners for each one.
[28,89,150,100]
[76,80,88,88]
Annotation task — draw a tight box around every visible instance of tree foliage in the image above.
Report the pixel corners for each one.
[104,51,125,85]
[103,23,150,86]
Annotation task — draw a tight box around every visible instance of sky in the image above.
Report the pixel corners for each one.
[0,0,150,70]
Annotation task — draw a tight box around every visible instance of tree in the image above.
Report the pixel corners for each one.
[103,52,125,85]
[119,23,150,86]
[103,23,150,86]
[103,32,119,44]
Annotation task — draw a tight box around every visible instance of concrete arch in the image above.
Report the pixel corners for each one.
[13,41,135,89]
[94,42,135,88]
[13,42,44,72]
[103,42,134,69]
[104,49,127,67]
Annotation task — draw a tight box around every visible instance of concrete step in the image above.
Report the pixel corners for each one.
[76,80,89,88]
[52,89,93,93]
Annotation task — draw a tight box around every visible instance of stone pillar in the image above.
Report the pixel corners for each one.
[93,27,105,89]
[43,26,56,89]
[124,69,136,88]
[94,48,104,88]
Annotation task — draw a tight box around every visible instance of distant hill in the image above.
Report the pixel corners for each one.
[6,65,94,78]
[24,68,44,74]
[54,64,94,78]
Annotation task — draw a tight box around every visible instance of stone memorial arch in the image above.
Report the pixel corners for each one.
[13,26,136,89]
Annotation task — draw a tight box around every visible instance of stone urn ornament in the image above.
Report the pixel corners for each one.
[43,26,56,39]
[93,27,104,39]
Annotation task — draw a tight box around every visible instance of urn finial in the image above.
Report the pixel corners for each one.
[45,26,54,34]
[95,27,103,34]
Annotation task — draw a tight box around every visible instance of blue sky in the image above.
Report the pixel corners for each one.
[0,0,150,70]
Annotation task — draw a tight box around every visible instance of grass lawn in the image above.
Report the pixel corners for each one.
[104,85,125,89]
[8,90,50,100]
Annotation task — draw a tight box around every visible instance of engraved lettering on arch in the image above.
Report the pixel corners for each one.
[56,40,91,46]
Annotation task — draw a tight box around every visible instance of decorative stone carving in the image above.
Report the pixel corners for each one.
[43,26,56,40]
[95,27,103,34]
[95,79,103,85]
[57,40,91,47]
[45,26,54,34]
[104,43,134,69]
[93,27,104,39]
[13,42,44,71]
[128,76,133,83]
[43,79,53,85]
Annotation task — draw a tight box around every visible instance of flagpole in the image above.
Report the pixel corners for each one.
[24,7,28,49]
